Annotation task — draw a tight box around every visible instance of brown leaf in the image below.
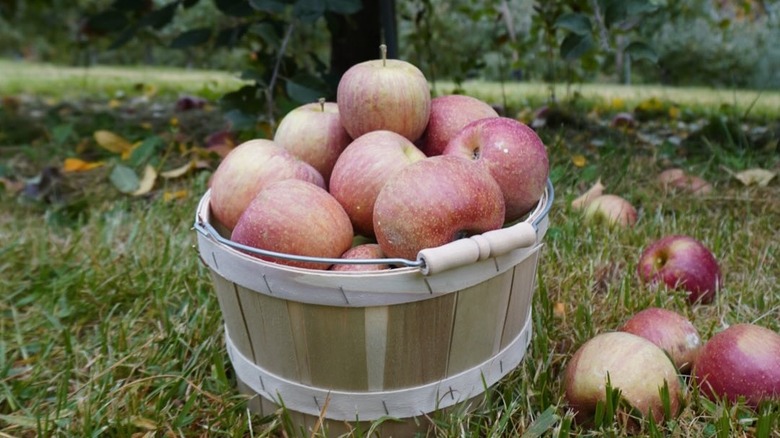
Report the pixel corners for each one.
[94,130,133,155]
[131,165,157,196]
[160,161,193,179]
[62,158,104,173]
[733,168,776,187]
[572,179,605,210]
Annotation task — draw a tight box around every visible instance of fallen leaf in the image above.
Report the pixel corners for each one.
[131,165,157,196]
[733,168,776,187]
[572,179,605,210]
[110,164,139,194]
[553,302,566,319]
[163,190,188,202]
[94,130,133,155]
[108,99,121,109]
[160,161,193,179]
[571,154,587,168]
[62,158,104,172]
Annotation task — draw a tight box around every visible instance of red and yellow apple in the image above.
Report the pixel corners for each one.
[417,94,499,157]
[209,139,325,230]
[331,243,391,272]
[336,45,431,142]
[373,155,506,260]
[583,194,638,228]
[329,130,426,237]
[619,307,702,373]
[230,179,353,270]
[637,235,722,304]
[443,117,549,222]
[273,98,352,184]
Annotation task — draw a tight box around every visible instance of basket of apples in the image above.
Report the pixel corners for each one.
[194,45,553,435]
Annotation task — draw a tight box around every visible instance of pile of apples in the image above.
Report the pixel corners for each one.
[207,45,549,270]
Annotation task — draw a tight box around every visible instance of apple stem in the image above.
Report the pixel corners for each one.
[380,44,387,66]
[318,97,325,112]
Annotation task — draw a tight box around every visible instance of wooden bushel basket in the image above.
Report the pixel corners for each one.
[194,180,554,436]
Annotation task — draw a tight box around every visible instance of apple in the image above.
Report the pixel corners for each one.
[273,98,352,183]
[209,139,325,230]
[373,155,506,260]
[331,243,391,272]
[693,323,780,407]
[658,168,712,196]
[416,94,499,157]
[637,235,722,304]
[443,117,549,222]
[336,44,431,142]
[619,307,702,373]
[230,179,353,270]
[329,130,426,238]
[583,194,638,227]
[564,331,683,424]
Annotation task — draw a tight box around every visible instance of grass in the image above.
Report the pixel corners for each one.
[1,61,779,437]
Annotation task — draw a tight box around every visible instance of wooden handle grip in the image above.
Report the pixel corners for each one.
[417,222,537,275]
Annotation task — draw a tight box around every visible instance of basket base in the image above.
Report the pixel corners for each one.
[236,377,484,437]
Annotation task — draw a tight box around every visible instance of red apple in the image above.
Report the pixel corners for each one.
[336,45,431,142]
[273,98,352,184]
[373,155,505,260]
[329,130,426,237]
[209,139,325,230]
[443,117,549,222]
[658,169,712,196]
[619,307,702,373]
[564,332,683,424]
[230,179,353,270]
[637,235,722,304]
[583,194,638,227]
[693,323,780,407]
[331,244,391,272]
[416,94,499,157]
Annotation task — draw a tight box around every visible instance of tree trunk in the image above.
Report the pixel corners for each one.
[327,0,397,80]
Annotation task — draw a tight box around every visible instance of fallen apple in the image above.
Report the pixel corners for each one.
[583,194,638,227]
[329,130,426,238]
[443,117,549,222]
[336,44,431,142]
[637,235,722,304]
[619,307,702,373]
[693,323,780,407]
[209,139,325,230]
[564,331,683,424]
[273,98,352,184]
[331,243,391,272]
[658,168,713,196]
[230,179,353,270]
[373,155,505,260]
[416,94,499,157]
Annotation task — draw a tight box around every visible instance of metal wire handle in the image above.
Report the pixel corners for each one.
[193,179,554,269]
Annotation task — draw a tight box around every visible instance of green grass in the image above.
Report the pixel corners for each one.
[1,61,779,437]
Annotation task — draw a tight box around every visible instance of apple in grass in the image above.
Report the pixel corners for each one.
[373,155,505,260]
[443,117,549,222]
[619,307,702,373]
[337,44,431,142]
[416,94,499,156]
[331,244,391,272]
[693,323,780,407]
[583,194,638,228]
[329,130,426,238]
[273,98,352,184]
[637,235,722,304]
[209,139,325,230]
[564,331,683,425]
[231,179,353,270]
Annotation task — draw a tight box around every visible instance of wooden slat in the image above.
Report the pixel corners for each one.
[364,306,389,391]
[210,272,253,359]
[236,285,299,381]
[500,249,540,349]
[383,293,457,390]
[447,270,514,376]
[293,303,369,391]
